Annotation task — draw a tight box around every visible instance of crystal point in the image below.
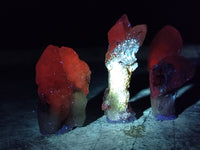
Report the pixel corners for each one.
[106,14,147,64]
[148,25,182,71]
[103,15,147,122]
[148,26,195,120]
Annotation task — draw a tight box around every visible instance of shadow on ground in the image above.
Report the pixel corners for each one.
[175,63,200,116]
[84,90,105,126]
[129,69,150,119]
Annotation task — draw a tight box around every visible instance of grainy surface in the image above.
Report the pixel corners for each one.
[0,46,200,150]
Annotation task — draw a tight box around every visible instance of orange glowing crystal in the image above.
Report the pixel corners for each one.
[106,14,147,64]
[36,45,91,134]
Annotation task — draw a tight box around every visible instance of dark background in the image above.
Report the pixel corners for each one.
[0,0,200,51]
[1,2,200,149]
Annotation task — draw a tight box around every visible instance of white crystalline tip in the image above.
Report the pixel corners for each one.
[110,38,140,66]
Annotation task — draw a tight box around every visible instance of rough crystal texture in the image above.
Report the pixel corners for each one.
[103,14,147,122]
[36,45,91,134]
[106,15,146,64]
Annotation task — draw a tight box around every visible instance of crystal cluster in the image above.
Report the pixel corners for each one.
[148,26,195,120]
[36,45,91,134]
[102,14,147,122]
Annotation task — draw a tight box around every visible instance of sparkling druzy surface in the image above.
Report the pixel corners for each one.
[36,45,91,134]
[106,14,147,64]
[103,14,147,122]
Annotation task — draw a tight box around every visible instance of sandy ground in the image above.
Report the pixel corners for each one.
[0,46,200,150]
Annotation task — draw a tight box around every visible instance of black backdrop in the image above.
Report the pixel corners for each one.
[1,0,200,50]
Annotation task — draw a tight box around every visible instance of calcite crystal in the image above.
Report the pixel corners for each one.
[36,45,91,134]
[148,26,195,120]
[148,25,182,71]
[102,14,147,122]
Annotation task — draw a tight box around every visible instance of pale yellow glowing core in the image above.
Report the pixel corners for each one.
[104,60,138,121]
[103,38,140,121]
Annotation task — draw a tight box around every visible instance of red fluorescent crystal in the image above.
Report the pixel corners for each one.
[36,45,91,120]
[107,14,131,52]
[148,25,195,99]
[148,25,182,71]
[105,14,147,63]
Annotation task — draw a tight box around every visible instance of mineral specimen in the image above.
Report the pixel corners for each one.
[148,26,195,120]
[36,45,91,134]
[148,25,182,71]
[102,14,147,122]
